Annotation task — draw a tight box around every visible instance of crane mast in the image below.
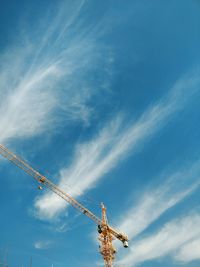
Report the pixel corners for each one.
[0,144,128,267]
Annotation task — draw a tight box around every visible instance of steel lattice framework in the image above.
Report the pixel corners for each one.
[0,144,128,267]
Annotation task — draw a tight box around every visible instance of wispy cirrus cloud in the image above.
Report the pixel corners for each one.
[0,0,112,144]
[34,69,200,220]
[114,159,200,266]
[117,161,200,241]
[117,213,200,267]
[175,237,200,262]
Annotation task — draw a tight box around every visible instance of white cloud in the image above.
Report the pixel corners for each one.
[117,213,200,267]
[34,240,53,250]
[34,116,124,219]
[117,163,200,241]
[34,70,200,220]
[175,237,200,262]
[0,0,112,144]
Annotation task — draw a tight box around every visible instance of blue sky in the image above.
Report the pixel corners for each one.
[0,0,200,266]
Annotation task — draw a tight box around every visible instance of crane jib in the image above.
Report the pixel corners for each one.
[0,144,102,225]
[0,143,129,267]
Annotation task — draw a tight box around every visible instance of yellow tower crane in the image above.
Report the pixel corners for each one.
[0,144,128,267]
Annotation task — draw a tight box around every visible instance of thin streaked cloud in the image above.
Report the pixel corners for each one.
[117,213,200,267]
[1,1,200,267]
[0,0,112,144]
[174,237,200,263]
[117,161,200,241]
[34,70,200,220]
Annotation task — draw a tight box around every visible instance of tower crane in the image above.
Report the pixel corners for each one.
[0,144,128,267]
